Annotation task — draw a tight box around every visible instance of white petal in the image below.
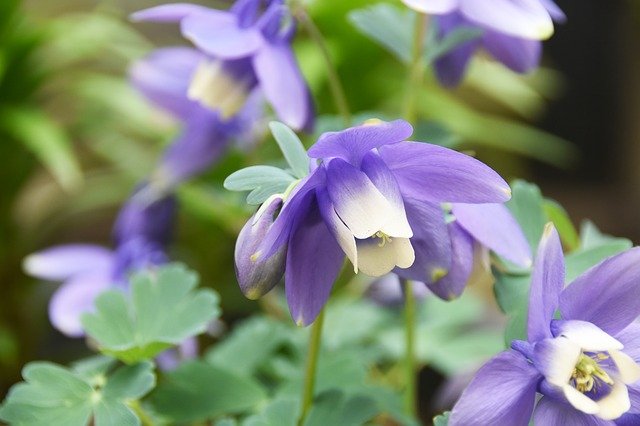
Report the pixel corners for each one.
[356,237,415,277]
[401,0,459,14]
[609,350,640,385]
[537,337,582,387]
[562,384,599,415]
[594,379,631,420]
[555,320,624,352]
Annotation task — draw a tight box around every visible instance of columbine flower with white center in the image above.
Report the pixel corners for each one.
[402,0,565,40]
[22,188,175,336]
[248,119,511,325]
[450,224,640,425]
[404,0,566,87]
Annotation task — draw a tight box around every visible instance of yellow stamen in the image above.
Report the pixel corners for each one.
[571,353,614,393]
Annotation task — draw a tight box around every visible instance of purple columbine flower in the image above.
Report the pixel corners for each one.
[365,274,430,308]
[450,224,640,425]
[249,119,511,325]
[131,0,313,131]
[23,189,176,337]
[402,0,565,40]
[418,202,531,299]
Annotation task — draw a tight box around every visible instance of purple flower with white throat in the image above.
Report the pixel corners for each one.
[415,202,531,299]
[432,3,565,87]
[23,189,176,337]
[450,224,640,425]
[131,0,313,131]
[249,119,511,325]
[402,0,565,40]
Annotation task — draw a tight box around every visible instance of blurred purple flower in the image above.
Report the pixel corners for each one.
[365,274,429,308]
[247,119,511,325]
[430,2,565,87]
[131,0,313,131]
[156,337,199,371]
[450,224,640,425]
[23,189,176,337]
[403,0,565,40]
[415,202,531,300]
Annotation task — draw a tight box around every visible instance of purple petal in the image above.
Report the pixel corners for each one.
[129,47,204,120]
[528,224,564,342]
[402,0,459,14]
[433,13,482,87]
[366,274,430,307]
[24,245,113,281]
[483,30,541,73]
[317,187,357,271]
[614,323,640,363]
[616,413,640,426]
[181,11,263,59]
[559,247,640,337]
[308,120,413,166]
[252,42,312,131]
[533,397,613,426]
[426,222,474,300]
[452,203,532,267]
[231,0,260,27]
[379,141,511,203]
[113,188,177,246]
[285,202,344,326]
[130,3,218,23]
[460,0,555,40]
[540,0,567,23]
[393,198,452,283]
[450,350,540,426]
[49,273,113,337]
[257,167,326,260]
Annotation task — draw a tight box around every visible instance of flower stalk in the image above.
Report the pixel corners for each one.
[290,1,352,125]
[404,12,429,124]
[297,308,326,426]
[402,278,417,418]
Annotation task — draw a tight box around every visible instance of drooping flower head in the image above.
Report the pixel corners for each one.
[402,0,566,86]
[450,224,640,425]
[130,0,313,191]
[23,187,176,336]
[241,119,512,325]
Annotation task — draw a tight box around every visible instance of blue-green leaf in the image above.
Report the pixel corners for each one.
[425,26,483,64]
[433,411,451,426]
[269,121,309,179]
[82,264,220,364]
[224,165,296,191]
[348,4,414,63]
[544,199,579,251]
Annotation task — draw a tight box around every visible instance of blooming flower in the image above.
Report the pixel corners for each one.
[418,202,531,299]
[247,119,511,325]
[402,0,565,40]
[23,189,175,336]
[450,224,640,425]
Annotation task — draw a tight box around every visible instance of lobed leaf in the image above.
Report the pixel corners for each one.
[269,121,309,179]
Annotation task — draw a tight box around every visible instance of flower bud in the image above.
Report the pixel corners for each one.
[235,196,287,299]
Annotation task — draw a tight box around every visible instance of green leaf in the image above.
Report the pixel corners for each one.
[494,273,531,343]
[304,390,377,426]
[425,26,483,64]
[242,398,299,426]
[506,180,547,253]
[580,220,631,250]
[246,182,292,205]
[149,361,267,422]
[412,121,461,148]
[348,4,413,63]
[206,317,291,376]
[544,199,579,251]
[433,411,451,426]
[565,241,632,283]
[0,361,155,426]
[82,264,220,364]
[0,107,82,191]
[269,121,309,179]
[224,165,296,191]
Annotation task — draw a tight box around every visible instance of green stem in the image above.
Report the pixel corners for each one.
[297,308,326,426]
[128,399,154,426]
[404,13,429,124]
[402,279,417,418]
[291,1,352,125]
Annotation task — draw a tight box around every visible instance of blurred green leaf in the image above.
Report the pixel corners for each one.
[580,220,631,250]
[425,27,483,64]
[433,411,450,426]
[304,390,377,426]
[565,241,632,283]
[224,165,296,205]
[269,121,309,179]
[413,121,461,148]
[493,273,530,343]
[506,180,547,253]
[82,264,220,364]
[0,107,82,191]
[544,199,579,252]
[0,361,154,426]
[348,4,413,63]
[149,361,267,422]
[243,397,299,426]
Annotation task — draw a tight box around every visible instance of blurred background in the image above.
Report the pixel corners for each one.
[1,0,639,413]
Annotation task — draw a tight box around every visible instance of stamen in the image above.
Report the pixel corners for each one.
[375,231,393,247]
[571,353,614,394]
[188,60,249,118]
